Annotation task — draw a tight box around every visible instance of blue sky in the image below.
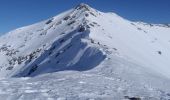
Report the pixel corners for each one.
[0,0,170,35]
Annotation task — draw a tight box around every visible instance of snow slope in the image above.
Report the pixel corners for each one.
[0,3,170,100]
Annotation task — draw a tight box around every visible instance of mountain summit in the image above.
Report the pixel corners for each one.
[0,3,170,99]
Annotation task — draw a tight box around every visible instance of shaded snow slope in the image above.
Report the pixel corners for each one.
[0,3,170,100]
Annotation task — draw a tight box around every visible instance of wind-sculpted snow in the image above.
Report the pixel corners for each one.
[15,29,106,77]
[0,3,170,100]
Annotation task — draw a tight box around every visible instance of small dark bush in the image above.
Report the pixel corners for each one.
[6,66,13,70]
[85,13,89,17]
[89,24,95,27]
[67,21,76,26]
[55,53,60,58]
[28,65,38,75]
[59,39,65,43]
[78,26,86,32]
[158,51,162,55]
[46,20,53,24]
[89,12,97,17]
[124,96,141,100]
[63,16,70,20]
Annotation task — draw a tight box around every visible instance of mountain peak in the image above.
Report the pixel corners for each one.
[73,3,100,18]
[1,3,170,99]
[75,3,91,11]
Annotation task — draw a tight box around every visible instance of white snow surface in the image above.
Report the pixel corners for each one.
[0,3,170,100]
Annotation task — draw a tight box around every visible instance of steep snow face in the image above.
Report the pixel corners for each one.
[88,12,170,78]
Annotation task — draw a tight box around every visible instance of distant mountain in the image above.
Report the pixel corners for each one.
[0,3,170,100]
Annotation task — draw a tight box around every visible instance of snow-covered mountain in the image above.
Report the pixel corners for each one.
[0,3,170,100]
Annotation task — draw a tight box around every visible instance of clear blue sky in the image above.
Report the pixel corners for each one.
[0,0,170,35]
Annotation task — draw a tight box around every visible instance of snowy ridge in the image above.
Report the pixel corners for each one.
[0,3,170,100]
